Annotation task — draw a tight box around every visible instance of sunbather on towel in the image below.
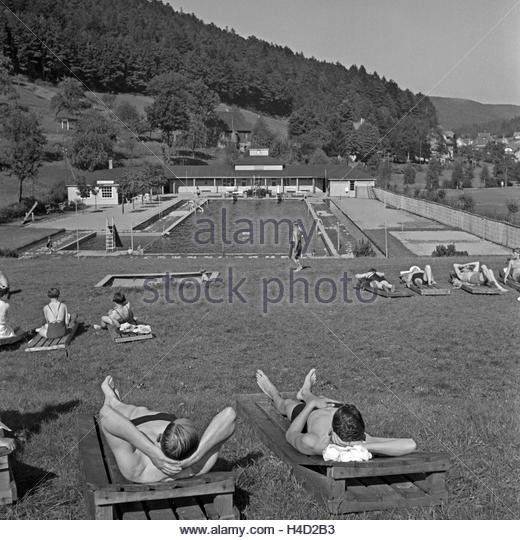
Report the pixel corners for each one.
[355,269,394,293]
[0,419,15,452]
[99,376,236,483]
[400,265,435,288]
[36,288,76,338]
[256,368,416,458]
[0,288,15,339]
[94,292,136,330]
[503,248,520,283]
[452,262,507,292]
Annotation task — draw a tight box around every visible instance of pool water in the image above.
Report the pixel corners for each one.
[74,199,329,255]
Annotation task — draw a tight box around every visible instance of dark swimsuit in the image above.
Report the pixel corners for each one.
[46,302,67,339]
[411,272,427,285]
[131,412,177,427]
[289,402,343,433]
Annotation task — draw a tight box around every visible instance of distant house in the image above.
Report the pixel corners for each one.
[216,108,252,152]
[56,108,79,131]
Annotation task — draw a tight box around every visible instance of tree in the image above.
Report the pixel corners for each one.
[425,158,442,190]
[403,163,416,185]
[463,162,474,188]
[115,100,142,133]
[308,148,329,165]
[480,163,490,187]
[377,159,392,188]
[70,111,117,171]
[251,117,274,149]
[0,105,46,201]
[451,160,464,189]
[506,201,519,223]
[118,170,141,214]
[0,53,16,99]
[50,78,88,116]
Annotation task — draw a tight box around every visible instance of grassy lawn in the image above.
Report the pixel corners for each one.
[0,255,518,519]
[0,226,64,251]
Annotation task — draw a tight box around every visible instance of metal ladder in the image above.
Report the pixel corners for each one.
[106,218,115,252]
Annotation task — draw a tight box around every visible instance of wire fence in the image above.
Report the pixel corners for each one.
[372,188,520,248]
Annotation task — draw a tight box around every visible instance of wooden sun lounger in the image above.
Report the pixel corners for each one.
[498,270,520,292]
[408,283,451,296]
[78,415,236,520]
[237,394,450,515]
[360,281,413,299]
[108,324,154,344]
[459,283,503,295]
[25,322,79,353]
[0,427,17,506]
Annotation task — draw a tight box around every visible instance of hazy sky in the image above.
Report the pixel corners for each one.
[166,0,520,105]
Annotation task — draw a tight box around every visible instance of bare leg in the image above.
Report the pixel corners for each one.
[256,370,301,418]
[482,265,507,292]
[424,265,434,285]
[296,368,319,402]
[101,376,154,420]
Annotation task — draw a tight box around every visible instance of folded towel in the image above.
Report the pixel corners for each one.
[120,323,152,334]
[322,444,372,462]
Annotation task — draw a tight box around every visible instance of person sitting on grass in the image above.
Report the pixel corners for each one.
[502,248,520,284]
[0,418,15,452]
[452,262,507,292]
[99,376,236,483]
[400,265,435,289]
[0,288,15,339]
[94,292,135,331]
[0,269,9,298]
[355,269,394,293]
[256,368,417,458]
[36,288,76,339]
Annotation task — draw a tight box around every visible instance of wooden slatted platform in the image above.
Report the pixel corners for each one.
[459,283,503,295]
[25,323,79,352]
[78,415,236,520]
[360,282,413,299]
[95,271,220,288]
[237,394,450,515]
[408,283,451,296]
[108,324,155,344]
[0,428,17,506]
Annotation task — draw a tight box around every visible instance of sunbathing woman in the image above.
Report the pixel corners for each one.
[94,292,135,330]
[0,288,15,339]
[452,262,507,292]
[99,376,236,483]
[502,248,520,284]
[400,265,435,288]
[36,288,76,338]
[355,269,394,293]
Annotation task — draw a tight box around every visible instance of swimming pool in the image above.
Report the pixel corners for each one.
[73,199,330,255]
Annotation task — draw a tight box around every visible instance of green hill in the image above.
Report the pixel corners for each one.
[431,96,520,131]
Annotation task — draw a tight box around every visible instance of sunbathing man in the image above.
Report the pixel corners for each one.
[502,248,520,284]
[99,376,236,483]
[452,262,507,292]
[36,288,76,338]
[400,265,435,288]
[256,369,417,457]
[94,292,135,330]
[0,287,15,339]
[356,269,394,293]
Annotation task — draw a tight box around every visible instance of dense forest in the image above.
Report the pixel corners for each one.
[0,0,439,161]
[458,116,520,139]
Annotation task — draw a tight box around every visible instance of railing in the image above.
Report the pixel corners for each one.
[372,188,520,248]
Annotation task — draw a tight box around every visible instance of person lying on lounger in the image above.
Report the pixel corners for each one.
[452,262,507,292]
[94,292,136,330]
[0,288,16,339]
[355,269,394,293]
[502,248,520,284]
[256,368,416,458]
[0,419,15,452]
[400,265,435,288]
[99,376,236,483]
[36,288,76,338]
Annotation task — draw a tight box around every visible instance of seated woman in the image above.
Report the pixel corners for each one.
[0,269,9,298]
[99,376,236,483]
[94,292,135,330]
[400,265,435,288]
[452,262,507,292]
[355,269,394,293]
[0,288,16,339]
[36,288,75,338]
[502,248,520,283]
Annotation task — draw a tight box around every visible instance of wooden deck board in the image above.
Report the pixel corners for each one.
[460,283,502,295]
[360,282,413,298]
[25,323,79,352]
[408,283,451,296]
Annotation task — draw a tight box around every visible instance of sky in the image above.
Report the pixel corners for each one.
[165,0,520,105]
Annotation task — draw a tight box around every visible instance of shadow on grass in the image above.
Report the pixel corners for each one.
[2,400,81,441]
[213,451,264,516]
[74,322,90,339]
[12,461,57,499]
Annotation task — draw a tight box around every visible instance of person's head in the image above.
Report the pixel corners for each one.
[47,287,60,299]
[159,418,200,460]
[368,268,377,274]
[330,404,366,445]
[0,287,8,299]
[512,248,520,259]
[112,292,126,305]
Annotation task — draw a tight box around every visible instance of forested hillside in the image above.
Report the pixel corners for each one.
[1,0,438,161]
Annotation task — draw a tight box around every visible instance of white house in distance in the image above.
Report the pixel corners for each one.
[66,167,130,206]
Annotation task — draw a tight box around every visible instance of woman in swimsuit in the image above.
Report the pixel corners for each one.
[36,288,75,338]
[0,287,15,339]
[355,269,394,293]
[94,292,136,330]
[452,262,507,292]
[400,265,435,288]
[99,376,236,483]
[503,248,520,283]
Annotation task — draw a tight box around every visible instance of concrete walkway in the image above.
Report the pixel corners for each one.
[26,196,185,232]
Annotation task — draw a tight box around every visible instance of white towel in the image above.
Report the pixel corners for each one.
[322,444,372,462]
[119,323,152,334]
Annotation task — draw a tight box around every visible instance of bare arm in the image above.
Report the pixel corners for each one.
[285,400,326,456]
[363,433,417,456]
[504,260,512,282]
